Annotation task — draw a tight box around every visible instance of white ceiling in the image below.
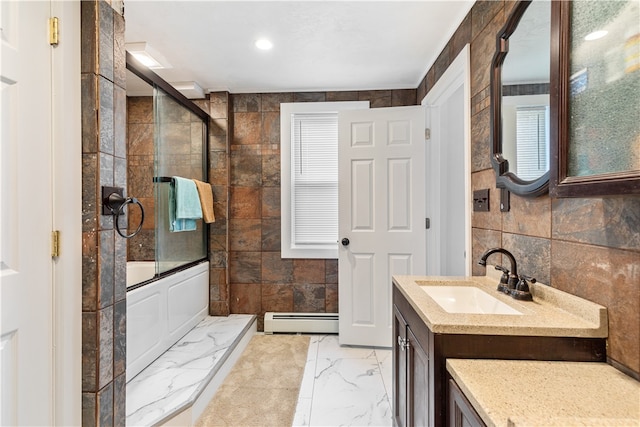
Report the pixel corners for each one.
[124,1,475,96]
[502,0,550,85]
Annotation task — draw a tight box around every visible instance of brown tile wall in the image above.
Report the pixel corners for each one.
[81,1,127,426]
[194,92,232,316]
[418,0,639,377]
[126,97,155,260]
[227,90,417,330]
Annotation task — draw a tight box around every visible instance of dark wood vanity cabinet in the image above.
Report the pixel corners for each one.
[393,308,409,426]
[448,379,485,427]
[394,306,429,427]
[392,285,606,426]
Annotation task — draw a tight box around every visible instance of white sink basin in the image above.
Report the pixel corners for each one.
[421,286,522,315]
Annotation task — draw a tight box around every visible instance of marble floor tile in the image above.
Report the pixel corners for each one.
[126,314,254,427]
[147,315,255,371]
[310,357,392,426]
[292,397,313,427]
[127,325,392,427]
[316,334,378,360]
[127,367,208,426]
[293,334,393,427]
[298,336,320,400]
[375,348,393,398]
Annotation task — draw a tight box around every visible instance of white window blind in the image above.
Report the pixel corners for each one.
[280,101,369,259]
[291,113,339,245]
[516,105,549,180]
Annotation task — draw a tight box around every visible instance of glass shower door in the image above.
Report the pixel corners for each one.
[153,87,207,275]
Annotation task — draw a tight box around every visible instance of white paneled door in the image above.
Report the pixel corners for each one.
[338,106,426,347]
[1,1,55,425]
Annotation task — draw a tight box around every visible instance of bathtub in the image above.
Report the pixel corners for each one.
[126,261,157,288]
[126,261,209,381]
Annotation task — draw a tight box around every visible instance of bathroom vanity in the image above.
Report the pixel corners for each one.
[392,273,608,426]
[446,359,640,426]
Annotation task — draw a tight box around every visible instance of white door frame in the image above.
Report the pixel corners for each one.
[52,1,82,424]
[421,44,472,276]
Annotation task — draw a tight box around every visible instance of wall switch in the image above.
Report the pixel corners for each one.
[500,188,511,212]
[473,189,490,212]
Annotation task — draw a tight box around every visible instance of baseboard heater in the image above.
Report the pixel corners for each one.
[264,312,339,334]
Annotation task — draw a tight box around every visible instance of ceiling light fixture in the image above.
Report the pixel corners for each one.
[255,38,273,50]
[584,30,608,41]
[125,42,171,69]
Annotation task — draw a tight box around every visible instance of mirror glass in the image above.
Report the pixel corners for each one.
[501,0,551,182]
[549,0,640,197]
[567,0,640,177]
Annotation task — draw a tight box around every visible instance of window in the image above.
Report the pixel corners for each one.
[515,105,549,180]
[280,101,368,259]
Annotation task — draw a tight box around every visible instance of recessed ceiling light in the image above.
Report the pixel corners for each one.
[584,30,608,41]
[255,38,273,50]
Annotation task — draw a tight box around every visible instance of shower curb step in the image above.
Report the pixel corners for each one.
[125,314,257,427]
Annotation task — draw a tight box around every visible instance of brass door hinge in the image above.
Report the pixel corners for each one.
[52,230,60,257]
[49,17,59,46]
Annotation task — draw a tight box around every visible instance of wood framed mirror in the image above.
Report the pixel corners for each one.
[490,0,551,197]
[550,1,640,197]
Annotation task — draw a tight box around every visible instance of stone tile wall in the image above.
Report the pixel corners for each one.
[227,90,417,330]
[195,92,232,316]
[418,0,639,378]
[81,1,127,425]
[126,97,155,260]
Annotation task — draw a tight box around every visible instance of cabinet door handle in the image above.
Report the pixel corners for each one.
[397,336,410,351]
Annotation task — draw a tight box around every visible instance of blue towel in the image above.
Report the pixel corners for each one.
[169,177,202,232]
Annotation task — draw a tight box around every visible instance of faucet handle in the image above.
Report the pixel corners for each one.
[520,275,536,284]
[494,265,510,293]
[494,265,510,283]
[511,275,534,301]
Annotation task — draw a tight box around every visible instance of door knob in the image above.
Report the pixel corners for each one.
[341,238,350,246]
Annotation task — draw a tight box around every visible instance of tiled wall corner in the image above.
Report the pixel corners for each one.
[208,92,231,316]
[81,1,126,425]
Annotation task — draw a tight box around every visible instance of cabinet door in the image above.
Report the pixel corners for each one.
[393,307,408,427]
[448,379,485,427]
[408,327,429,427]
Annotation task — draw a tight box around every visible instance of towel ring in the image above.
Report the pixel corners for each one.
[104,192,145,239]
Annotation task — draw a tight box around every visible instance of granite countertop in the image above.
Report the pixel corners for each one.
[446,359,640,426]
[392,269,607,337]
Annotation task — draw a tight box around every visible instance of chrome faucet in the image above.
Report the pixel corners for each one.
[478,248,533,301]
